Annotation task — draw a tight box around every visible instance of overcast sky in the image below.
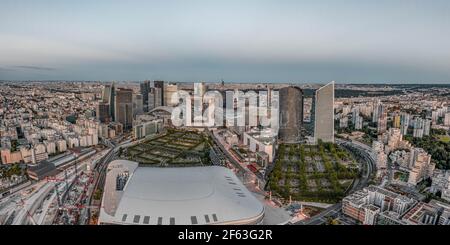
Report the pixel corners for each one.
[1,0,450,83]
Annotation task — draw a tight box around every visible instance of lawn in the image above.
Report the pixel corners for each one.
[121,130,211,167]
[438,135,450,143]
[267,141,359,203]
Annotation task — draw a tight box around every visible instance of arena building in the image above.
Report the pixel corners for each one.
[98,160,265,225]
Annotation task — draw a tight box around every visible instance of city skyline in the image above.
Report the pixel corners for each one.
[1,0,450,83]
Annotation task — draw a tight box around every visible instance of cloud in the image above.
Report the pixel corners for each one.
[14,65,56,71]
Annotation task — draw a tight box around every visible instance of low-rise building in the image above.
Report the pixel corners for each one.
[243,128,276,162]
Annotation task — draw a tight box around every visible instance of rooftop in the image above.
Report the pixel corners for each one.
[99,160,264,225]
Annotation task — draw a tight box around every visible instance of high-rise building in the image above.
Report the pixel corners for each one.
[314,81,335,143]
[355,115,363,130]
[140,80,151,112]
[164,83,178,106]
[352,106,359,125]
[148,87,162,111]
[278,86,303,143]
[393,114,401,128]
[154,81,164,106]
[115,89,133,130]
[407,147,434,186]
[413,117,425,138]
[372,100,381,123]
[445,112,450,126]
[102,84,111,103]
[423,119,431,136]
[96,102,110,123]
[132,93,144,116]
[148,89,155,111]
[339,116,348,128]
[102,82,116,121]
[400,112,410,135]
[375,103,387,134]
[431,110,439,125]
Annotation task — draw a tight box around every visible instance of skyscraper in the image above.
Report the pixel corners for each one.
[140,80,151,112]
[132,93,144,116]
[102,83,116,121]
[148,87,162,111]
[314,81,335,143]
[148,89,155,111]
[400,112,410,135]
[164,83,178,106]
[96,102,110,123]
[115,88,133,130]
[154,81,164,106]
[278,86,303,143]
[375,102,387,134]
[102,85,111,103]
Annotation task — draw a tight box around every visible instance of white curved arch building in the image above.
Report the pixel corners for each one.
[99,160,264,225]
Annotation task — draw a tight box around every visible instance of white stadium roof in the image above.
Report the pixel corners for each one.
[99,160,264,225]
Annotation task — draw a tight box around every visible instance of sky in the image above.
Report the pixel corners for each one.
[1,0,450,83]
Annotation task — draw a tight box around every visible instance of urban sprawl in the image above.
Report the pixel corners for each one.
[0,81,450,225]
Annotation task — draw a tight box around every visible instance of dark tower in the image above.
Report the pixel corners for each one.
[278,86,303,143]
[154,81,164,106]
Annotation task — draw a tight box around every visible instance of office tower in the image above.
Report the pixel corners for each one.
[103,82,116,121]
[102,83,116,121]
[132,93,144,116]
[140,80,151,112]
[147,87,162,111]
[278,86,303,143]
[154,87,162,107]
[96,102,110,123]
[400,113,410,135]
[115,89,133,130]
[154,81,164,106]
[164,83,178,106]
[148,89,155,111]
[102,84,112,103]
[314,81,335,143]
